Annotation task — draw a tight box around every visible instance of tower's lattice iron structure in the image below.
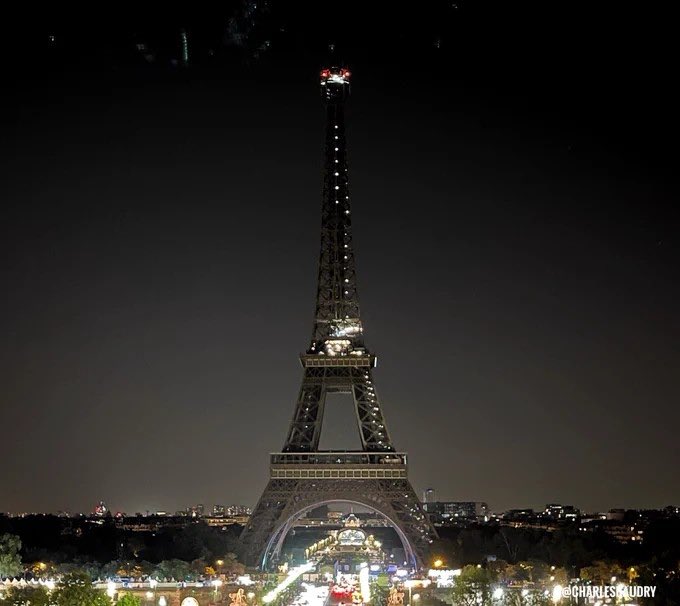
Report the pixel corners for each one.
[239,67,437,569]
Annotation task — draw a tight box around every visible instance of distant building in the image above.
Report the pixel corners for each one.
[603,509,625,521]
[186,504,205,517]
[423,488,436,504]
[424,501,489,522]
[599,522,645,543]
[213,504,226,516]
[226,504,252,516]
[663,505,680,517]
[115,515,188,532]
[544,503,580,520]
[205,514,249,527]
[502,508,535,521]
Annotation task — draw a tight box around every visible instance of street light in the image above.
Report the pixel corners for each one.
[404,580,415,606]
[433,559,443,568]
[148,578,157,603]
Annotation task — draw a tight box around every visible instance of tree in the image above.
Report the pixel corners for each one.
[116,595,142,606]
[152,559,192,581]
[217,552,245,576]
[441,565,497,606]
[0,585,51,606]
[503,588,551,606]
[579,561,624,585]
[100,560,152,579]
[29,561,54,579]
[495,529,526,563]
[52,572,111,606]
[0,534,22,579]
[487,559,510,581]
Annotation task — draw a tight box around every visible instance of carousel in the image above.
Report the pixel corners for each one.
[305,514,385,568]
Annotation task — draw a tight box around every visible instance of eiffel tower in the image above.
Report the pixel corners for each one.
[239,67,437,569]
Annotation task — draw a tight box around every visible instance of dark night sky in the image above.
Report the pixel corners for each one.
[1,2,678,515]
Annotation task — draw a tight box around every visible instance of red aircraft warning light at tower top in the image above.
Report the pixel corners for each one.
[320,66,351,102]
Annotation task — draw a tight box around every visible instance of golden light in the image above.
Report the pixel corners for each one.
[216,559,224,566]
[433,559,443,568]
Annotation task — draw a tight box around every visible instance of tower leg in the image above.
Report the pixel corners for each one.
[239,478,436,569]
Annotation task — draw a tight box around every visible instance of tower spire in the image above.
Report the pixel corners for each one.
[310,67,365,357]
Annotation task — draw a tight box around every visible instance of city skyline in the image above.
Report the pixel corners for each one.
[4,499,678,519]
[1,4,678,516]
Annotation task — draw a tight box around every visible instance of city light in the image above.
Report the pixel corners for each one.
[298,583,329,606]
[262,562,315,603]
[428,568,456,587]
[493,587,504,600]
[359,564,371,603]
